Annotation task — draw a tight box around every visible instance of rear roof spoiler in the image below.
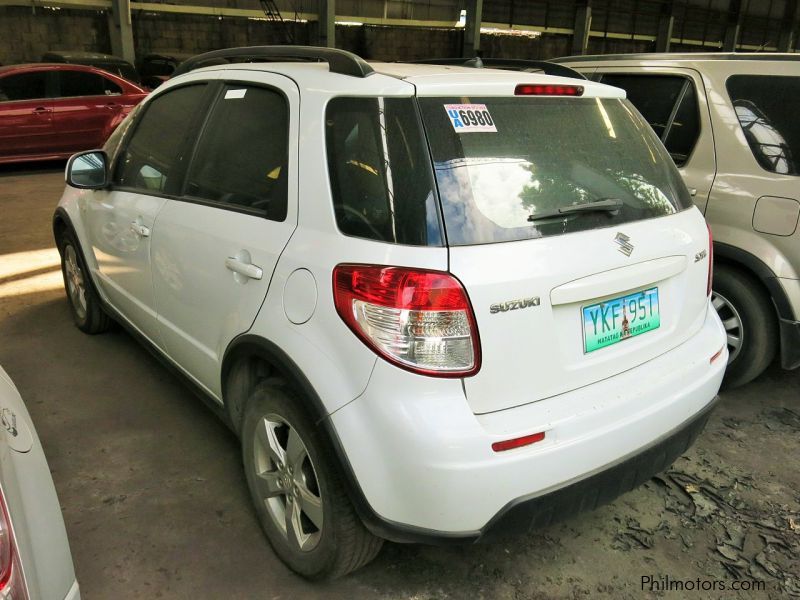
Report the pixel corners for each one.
[172,45,375,79]
[411,57,587,80]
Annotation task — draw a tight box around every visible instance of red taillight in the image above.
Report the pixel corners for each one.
[515,83,584,97]
[333,264,481,377]
[0,488,28,599]
[707,224,714,297]
[492,431,546,452]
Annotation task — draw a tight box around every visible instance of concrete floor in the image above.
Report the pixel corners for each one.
[1,164,798,599]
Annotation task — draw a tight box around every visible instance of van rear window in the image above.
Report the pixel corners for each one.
[419,97,692,246]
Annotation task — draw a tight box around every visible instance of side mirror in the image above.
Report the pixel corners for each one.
[66,150,109,189]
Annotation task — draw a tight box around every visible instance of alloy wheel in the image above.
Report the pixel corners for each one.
[64,245,87,321]
[711,290,743,364]
[252,414,323,552]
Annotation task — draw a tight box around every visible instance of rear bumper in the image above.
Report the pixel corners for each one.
[330,303,727,542]
[779,318,800,370]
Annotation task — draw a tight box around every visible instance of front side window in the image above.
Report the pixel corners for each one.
[325,97,443,246]
[0,72,47,102]
[599,73,700,167]
[58,71,122,97]
[419,96,692,246]
[114,84,207,194]
[184,85,289,220]
[727,75,800,176]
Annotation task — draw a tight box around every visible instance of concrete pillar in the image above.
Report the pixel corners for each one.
[313,0,335,48]
[778,0,798,52]
[722,0,742,52]
[655,0,675,53]
[572,0,592,55]
[107,0,135,63]
[462,0,483,57]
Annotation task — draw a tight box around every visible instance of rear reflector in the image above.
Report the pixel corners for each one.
[492,431,546,452]
[515,83,584,97]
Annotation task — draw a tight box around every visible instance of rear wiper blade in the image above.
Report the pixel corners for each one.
[527,198,623,222]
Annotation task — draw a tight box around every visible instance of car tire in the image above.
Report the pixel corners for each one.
[242,379,383,579]
[712,265,777,389]
[57,230,111,334]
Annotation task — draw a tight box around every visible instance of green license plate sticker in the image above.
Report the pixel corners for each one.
[582,287,660,353]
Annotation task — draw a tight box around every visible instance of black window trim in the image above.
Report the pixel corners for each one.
[598,71,703,167]
[176,79,292,222]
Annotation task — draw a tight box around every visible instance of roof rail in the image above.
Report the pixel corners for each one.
[172,46,374,78]
[411,57,587,80]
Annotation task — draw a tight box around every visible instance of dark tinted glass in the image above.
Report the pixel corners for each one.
[325,97,443,246]
[727,75,800,176]
[59,71,106,97]
[663,82,700,166]
[184,85,289,220]
[600,74,686,139]
[115,84,207,194]
[419,96,691,246]
[0,72,47,101]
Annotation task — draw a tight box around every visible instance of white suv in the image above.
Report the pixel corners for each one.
[53,46,727,579]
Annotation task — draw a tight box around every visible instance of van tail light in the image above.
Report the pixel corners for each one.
[707,224,714,297]
[515,83,584,96]
[0,487,29,600]
[333,264,481,377]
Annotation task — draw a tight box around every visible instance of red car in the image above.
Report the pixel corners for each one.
[0,63,147,165]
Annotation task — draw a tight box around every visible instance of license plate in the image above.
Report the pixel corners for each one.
[582,287,660,353]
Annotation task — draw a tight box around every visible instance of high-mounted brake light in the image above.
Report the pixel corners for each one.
[707,224,714,297]
[333,265,481,377]
[515,83,584,97]
[0,487,28,599]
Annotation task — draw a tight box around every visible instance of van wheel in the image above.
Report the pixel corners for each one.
[242,379,382,579]
[712,265,777,389]
[58,231,111,334]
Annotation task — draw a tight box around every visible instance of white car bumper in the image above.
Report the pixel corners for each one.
[329,303,727,539]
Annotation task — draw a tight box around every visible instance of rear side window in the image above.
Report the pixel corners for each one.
[325,97,443,246]
[727,75,800,176]
[0,72,47,101]
[600,74,700,166]
[58,71,122,97]
[184,85,289,220]
[419,96,692,246]
[114,84,208,194]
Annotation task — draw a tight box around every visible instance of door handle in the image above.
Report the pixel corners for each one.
[32,106,50,115]
[225,257,263,281]
[105,102,121,110]
[130,222,150,238]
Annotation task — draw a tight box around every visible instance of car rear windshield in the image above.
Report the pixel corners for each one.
[726,75,800,176]
[418,96,692,246]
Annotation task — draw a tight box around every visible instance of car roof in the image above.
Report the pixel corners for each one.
[0,62,124,75]
[553,52,800,64]
[177,61,622,98]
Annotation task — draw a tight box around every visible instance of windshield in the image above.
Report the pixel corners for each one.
[419,96,692,246]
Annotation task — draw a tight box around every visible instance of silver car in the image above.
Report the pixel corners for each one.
[0,366,79,599]
[553,53,800,388]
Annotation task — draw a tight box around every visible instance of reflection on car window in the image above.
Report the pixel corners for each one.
[325,97,443,246]
[0,72,47,102]
[727,75,800,176]
[184,85,289,221]
[420,96,691,246]
[114,84,207,194]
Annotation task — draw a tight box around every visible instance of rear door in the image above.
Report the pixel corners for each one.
[0,71,54,160]
[594,68,716,214]
[51,69,125,152]
[150,75,299,398]
[419,93,711,414]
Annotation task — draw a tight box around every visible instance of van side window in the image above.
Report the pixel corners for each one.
[183,85,289,221]
[600,74,700,167]
[114,84,207,195]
